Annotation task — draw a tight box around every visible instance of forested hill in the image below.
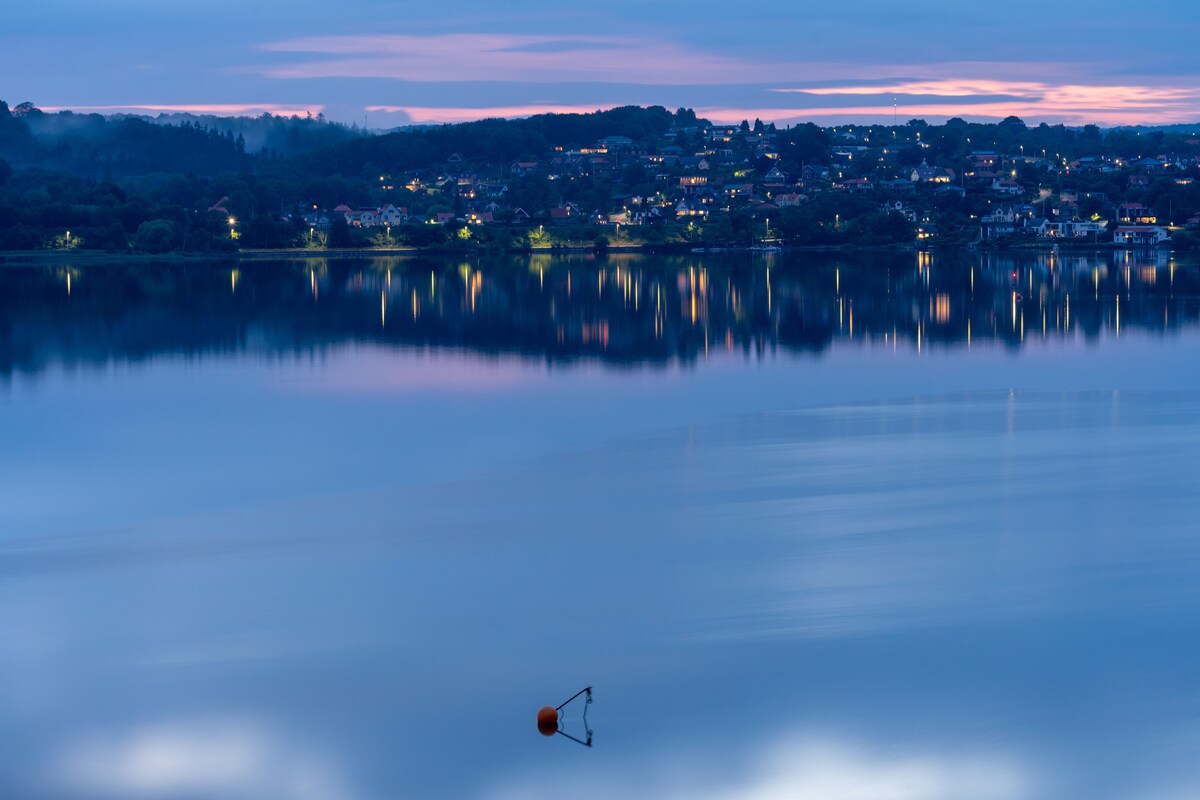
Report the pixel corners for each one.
[0,101,694,180]
[295,105,698,174]
[0,101,362,175]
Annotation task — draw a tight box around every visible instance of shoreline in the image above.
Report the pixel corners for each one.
[0,240,1177,266]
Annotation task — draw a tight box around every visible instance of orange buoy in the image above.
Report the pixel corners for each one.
[536,705,559,736]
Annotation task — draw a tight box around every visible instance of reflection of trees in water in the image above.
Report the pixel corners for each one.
[2,250,1198,377]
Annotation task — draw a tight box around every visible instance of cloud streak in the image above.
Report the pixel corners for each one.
[40,103,324,117]
[258,34,763,85]
[366,103,618,124]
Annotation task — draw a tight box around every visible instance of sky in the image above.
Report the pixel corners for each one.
[5,0,1200,128]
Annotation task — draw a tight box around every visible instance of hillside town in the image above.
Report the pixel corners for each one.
[3,102,1200,252]
[296,116,1200,250]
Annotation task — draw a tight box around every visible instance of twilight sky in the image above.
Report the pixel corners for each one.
[5,0,1200,127]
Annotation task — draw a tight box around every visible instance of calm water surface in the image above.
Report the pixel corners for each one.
[2,250,1200,799]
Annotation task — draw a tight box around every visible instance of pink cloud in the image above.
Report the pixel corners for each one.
[699,104,1200,126]
[758,78,1200,125]
[40,103,325,117]
[792,80,1050,97]
[777,79,1200,110]
[366,104,618,123]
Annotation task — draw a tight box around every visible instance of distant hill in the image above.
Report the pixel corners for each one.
[0,101,362,175]
[1110,124,1200,135]
[0,101,701,180]
[145,111,365,155]
[292,105,701,175]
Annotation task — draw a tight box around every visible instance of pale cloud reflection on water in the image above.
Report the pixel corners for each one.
[487,732,1033,800]
[50,718,352,800]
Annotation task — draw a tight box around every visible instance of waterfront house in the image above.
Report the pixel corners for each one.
[1114,225,1170,246]
[378,204,408,225]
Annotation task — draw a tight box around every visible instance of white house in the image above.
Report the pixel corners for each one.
[378,204,408,225]
[1114,225,1170,246]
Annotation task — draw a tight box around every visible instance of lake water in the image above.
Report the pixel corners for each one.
[2,249,1200,799]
